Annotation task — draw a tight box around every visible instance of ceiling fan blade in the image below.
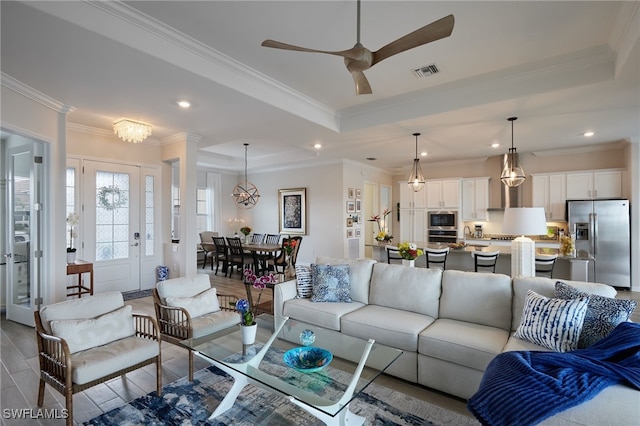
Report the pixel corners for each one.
[372,14,454,66]
[350,70,372,95]
[261,40,363,61]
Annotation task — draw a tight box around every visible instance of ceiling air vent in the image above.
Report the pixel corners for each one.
[413,63,440,78]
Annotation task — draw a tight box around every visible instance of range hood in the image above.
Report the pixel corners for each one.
[488,154,524,210]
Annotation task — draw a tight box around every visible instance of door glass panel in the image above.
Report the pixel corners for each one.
[12,152,30,307]
[95,171,130,261]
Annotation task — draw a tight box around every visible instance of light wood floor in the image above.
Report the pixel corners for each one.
[2,266,638,425]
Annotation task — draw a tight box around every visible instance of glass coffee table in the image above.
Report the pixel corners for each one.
[181,317,402,426]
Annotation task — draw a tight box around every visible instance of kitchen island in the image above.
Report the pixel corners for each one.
[368,242,593,281]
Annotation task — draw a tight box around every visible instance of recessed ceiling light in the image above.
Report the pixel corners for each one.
[491,143,500,148]
[177,100,190,108]
[421,151,428,157]
[583,131,595,137]
[313,143,322,149]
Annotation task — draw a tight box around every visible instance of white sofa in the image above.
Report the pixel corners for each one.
[273,257,639,425]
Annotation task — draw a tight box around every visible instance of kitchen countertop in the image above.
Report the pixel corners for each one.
[440,244,593,261]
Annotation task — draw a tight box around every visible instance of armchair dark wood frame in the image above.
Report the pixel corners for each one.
[153,290,238,381]
[34,311,162,426]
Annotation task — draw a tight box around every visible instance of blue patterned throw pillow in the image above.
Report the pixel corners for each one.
[310,264,352,303]
[555,281,637,348]
[514,290,589,352]
[294,264,313,298]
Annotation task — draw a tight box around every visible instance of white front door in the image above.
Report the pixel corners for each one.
[83,161,141,293]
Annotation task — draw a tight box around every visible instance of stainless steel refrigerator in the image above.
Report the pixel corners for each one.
[566,199,631,288]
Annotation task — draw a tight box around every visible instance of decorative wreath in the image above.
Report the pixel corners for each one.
[97,185,127,210]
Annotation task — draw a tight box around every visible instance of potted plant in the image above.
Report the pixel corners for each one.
[282,238,298,279]
[397,242,424,267]
[240,226,252,243]
[369,209,393,243]
[66,213,79,264]
[236,270,278,345]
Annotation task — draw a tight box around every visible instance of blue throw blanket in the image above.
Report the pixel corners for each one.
[467,322,640,426]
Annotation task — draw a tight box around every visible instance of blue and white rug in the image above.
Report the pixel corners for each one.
[84,365,479,425]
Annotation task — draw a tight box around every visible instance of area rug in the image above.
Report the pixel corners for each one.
[84,365,479,425]
[122,289,153,301]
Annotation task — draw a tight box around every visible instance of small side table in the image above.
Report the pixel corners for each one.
[66,260,94,298]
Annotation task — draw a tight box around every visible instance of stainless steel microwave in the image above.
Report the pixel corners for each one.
[428,211,457,229]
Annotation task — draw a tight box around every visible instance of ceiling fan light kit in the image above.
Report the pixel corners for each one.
[408,133,426,192]
[261,0,454,95]
[500,117,526,188]
[232,143,260,209]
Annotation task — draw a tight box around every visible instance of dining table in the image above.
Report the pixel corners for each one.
[241,242,282,275]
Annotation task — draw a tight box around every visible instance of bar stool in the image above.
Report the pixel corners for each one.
[535,254,558,278]
[471,250,500,273]
[425,247,449,270]
[386,245,403,264]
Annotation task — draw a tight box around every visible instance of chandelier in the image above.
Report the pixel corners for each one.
[500,117,526,187]
[407,133,426,192]
[232,143,260,209]
[113,119,152,144]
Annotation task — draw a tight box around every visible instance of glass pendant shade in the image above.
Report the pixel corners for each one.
[232,143,260,209]
[407,133,425,192]
[500,117,525,188]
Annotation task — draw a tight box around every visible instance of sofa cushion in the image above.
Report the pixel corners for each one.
[70,335,159,385]
[503,332,550,352]
[341,305,435,351]
[369,263,441,318]
[310,264,352,302]
[190,310,241,338]
[555,281,637,348]
[419,318,510,371]
[514,290,589,352]
[440,270,512,330]
[283,298,364,331]
[316,257,376,304]
[512,276,616,331]
[294,264,313,298]
[39,291,124,334]
[156,274,211,303]
[50,305,135,354]
[165,287,220,319]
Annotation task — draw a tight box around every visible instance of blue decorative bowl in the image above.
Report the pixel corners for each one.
[284,347,333,373]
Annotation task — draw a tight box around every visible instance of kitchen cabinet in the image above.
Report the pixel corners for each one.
[399,181,427,209]
[399,208,427,242]
[532,174,566,221]
[425,179,460,209]
[566,170,622,200]
[461,178,489,221]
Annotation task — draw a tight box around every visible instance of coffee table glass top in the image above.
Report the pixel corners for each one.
[181,318,402,418]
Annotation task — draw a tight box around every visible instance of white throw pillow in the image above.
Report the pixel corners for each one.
[50,305,135,354]
[165,287,220,318]
[514,290,589,352]
[294,264,313,298]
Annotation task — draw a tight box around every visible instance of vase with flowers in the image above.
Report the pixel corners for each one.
[236,269,278,345]
[369,209,393,244]
[397,241,424,267]
[66,212,79,264]
[240,226,252,243]
[283,238,298,279]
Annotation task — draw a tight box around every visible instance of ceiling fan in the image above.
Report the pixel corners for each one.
[261,0,454,95]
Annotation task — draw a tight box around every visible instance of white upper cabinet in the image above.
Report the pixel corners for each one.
[399,182,427,209]
[532,174,566,221]
[426,179,460,209]
[566,170,622,200]
[399,208,427,243]
[461,178,489,221]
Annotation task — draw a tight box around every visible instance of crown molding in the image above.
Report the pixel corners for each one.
[1,73,73,114]
[531,140,628,157]
[609,1,640,76]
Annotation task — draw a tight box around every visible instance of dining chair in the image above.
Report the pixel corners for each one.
[425,247,449,270]
[211,236,228,275]
[268,236,302,273]
[471,250,500,273]
[386,245,402,264]
[265,234,281,245]
[256,234,282,273]
[225,237,249,277]
[535,254,558,278]
[199,231,218,269]
[250,233,265,244]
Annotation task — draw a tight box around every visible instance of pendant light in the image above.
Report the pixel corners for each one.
[407,133,426,192]
[232,143,260,208]
[500,117,526,187]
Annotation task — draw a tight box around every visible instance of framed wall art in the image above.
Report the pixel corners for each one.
[355,188,362,198]
[348,188,355,199]
[347,217,354,227]
[347,229,354,238]
[278,187,307,235]
[355,229,361,237]
[355,198,362,212]
[346,201,355,213]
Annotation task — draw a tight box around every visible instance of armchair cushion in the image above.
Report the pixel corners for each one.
[39,291,124,334]
[156,274,211,303]
[50,305,135,354]
[165,287,220,318]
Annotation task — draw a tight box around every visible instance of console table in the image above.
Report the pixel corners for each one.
[66,260,94,298]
